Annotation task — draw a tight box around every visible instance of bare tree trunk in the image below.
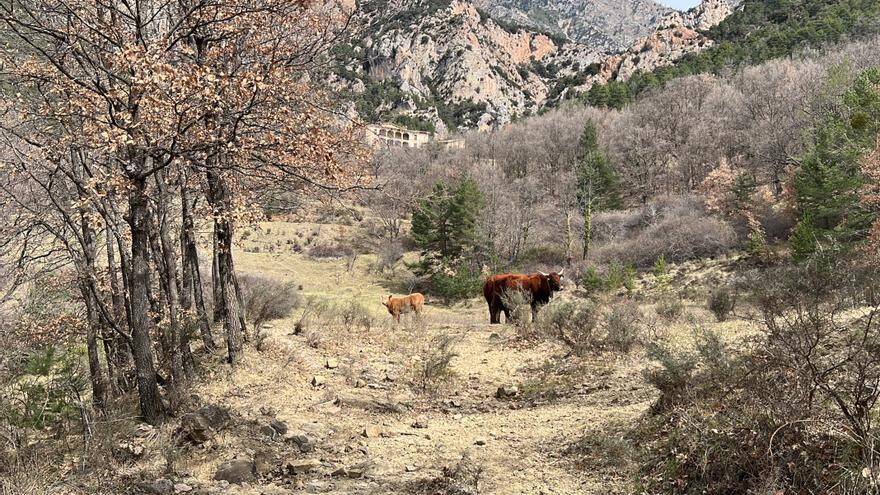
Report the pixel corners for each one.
[106,228,132,391]
[206,170,246,364]
[212,230,225,323]
[180,170,215,350]
[79,217,107,414]
[128,175,165,425]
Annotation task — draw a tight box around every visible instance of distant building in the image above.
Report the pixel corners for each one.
[365,123,465,150]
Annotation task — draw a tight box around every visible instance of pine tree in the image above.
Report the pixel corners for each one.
[411,177,486,277]
[576,121,621,260]
[792,67,880,260]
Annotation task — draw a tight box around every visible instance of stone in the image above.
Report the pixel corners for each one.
[495,385,519,399]
[474,438,487,446]
[405,464,417,472]
[362,426,381,438]
[213,459,256,484]
[384,372,398,382]
[259,406,276,416]
[173,483,193,493]
[286,431,318,453]
[142,479,174,495]
[285,458,321,475]
[311,375,326,387]
[354,378,366,388]
[269,419,288,436]
[411,418,429,429]
[325,358,338,369]
[260,425,280,439]
[179,405,232,444]
[305,481,328,493]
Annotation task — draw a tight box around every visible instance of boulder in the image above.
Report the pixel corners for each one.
[325,358,338,369]
[179,405,231,444]
[213,459,256,484]
[311,375,326,387]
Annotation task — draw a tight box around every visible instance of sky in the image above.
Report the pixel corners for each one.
[659,0,701,10]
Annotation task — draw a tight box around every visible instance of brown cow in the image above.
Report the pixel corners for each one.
[483,270,564,324]
[382,293,425,322]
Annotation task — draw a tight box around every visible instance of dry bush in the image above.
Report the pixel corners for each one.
[590,196,737,269]
[634,259,880,494]
[654,294,684,321]
[603,303,643,353]
[412,451,485,494]
[306,241,355,259]
[336,300,373,332]
[293,296,332,335]
[499,288,533,328]
[410,335,459,394]
[237,274,300,349]
[375,240,405,273]
[534,299,599,355]
[707,286,737,322]
[0,456,65,495]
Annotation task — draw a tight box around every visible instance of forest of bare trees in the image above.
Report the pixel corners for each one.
[368,36,880,271]
[0,0,369,424]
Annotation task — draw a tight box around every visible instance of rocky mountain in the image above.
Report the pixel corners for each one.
[334,0,737,132]
[471,0,674,52]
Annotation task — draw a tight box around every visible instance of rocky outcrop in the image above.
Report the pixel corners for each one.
[340,0,736,129]
[473,0,674,52]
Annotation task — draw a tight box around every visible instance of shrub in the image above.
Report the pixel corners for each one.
[655,294,684,321]
[293,296,333,335]
[337,300,373,332]
[519,245,568,268]
[375,240,405,272]
[603,304,643,353]
[577,265,604,293]
[499,288,532,327]
[411,334,459,394]
[307,242,355,259]
[707,286,736,322]
[429,264,484,303]
[605,262,635,293]
[590,196,737,268]
[635,259,880,494]
[1,347,87,435]
[238,274,300,332]
[535,300,599,355]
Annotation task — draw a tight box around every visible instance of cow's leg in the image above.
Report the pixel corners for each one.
[503,306,511,324]
[531,302,539,322]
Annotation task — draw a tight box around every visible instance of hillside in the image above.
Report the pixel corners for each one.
[472,0,674,52]
[334,0,735,129]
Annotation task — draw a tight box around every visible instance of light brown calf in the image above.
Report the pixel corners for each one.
[381,293,425,322]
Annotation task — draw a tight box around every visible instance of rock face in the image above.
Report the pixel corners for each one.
[474,0,673,52]
[340,0,737,128]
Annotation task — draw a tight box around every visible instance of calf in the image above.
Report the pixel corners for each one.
[382,293,425,322]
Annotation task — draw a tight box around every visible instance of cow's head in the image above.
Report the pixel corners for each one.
[381,295,392,308]
[538,268,565,292]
